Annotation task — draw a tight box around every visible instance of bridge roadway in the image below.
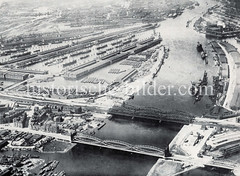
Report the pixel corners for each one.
[194,117,240,129]
[73,133,165,158]
[0,93,239,170]
[171,165,201,176]
[0,124,237,171]
[73,134,238,171]
[108,109,193,124]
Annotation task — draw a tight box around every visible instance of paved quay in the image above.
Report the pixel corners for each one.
[218,42,240,111]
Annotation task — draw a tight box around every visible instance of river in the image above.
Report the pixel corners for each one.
[2,0,236,175]
[3,118,233,175]
[55,0,233,175]
[127,0,218,117]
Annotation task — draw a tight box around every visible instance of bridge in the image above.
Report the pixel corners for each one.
[73,134,165,158]
[108,105,194,124]
[72,134,239,171]
[194,117,240,129]
[205,160,238,170]
[0,123,238,172]
[170,154,238,171]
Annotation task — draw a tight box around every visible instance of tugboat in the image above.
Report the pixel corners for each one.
[202,71,208,86]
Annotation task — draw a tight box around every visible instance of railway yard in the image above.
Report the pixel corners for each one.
[0,23,163,102]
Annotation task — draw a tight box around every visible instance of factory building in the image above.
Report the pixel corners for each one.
[46,104,82,114]
[65,52,130,79]
[114,69,138,83]
[0,70,29,81]
[5,72,29,81]
[42,121,60,133]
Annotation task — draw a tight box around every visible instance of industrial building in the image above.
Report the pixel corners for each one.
[9,68,48,75]
[0,110,25,124]
[13,112,28,128]
[220,42,240,110]
[0,70,29,81]
[64,38,161,80]
[65,52,130,79]
[134,39,162,54]
[114,69,138,83]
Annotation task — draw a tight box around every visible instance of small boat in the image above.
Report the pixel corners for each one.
[201,51,207,60]
[197,42,204,52]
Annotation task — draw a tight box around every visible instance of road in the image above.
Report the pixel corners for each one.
[194,117,240,129]
[0,92,111,111]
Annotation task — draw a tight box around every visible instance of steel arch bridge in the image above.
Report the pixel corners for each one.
[73,134,164,157]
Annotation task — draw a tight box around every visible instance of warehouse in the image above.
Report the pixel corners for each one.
[0,71,29,81]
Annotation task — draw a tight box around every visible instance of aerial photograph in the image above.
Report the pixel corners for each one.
[0,0,240,175]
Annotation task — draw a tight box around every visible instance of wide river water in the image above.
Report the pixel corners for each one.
[3,0,236,175]
[35,1,233,175]
[4,118,233,175]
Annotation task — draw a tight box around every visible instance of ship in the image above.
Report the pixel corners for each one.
[197,42,204,52]
[197,42,207,60]
[190,71,208,103]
